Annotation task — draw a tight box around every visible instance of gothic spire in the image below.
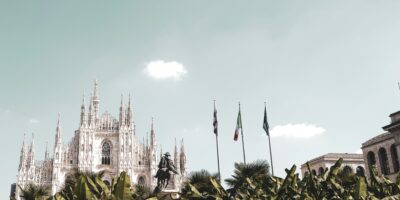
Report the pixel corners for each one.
[93,79,98,99]
[88,93,93,125]
[45,142,49,160]
[174,138,180,171]
[180,138,186,174]
[55,113,61,145]
[22,132,26,151]
[29,132,35,167]
[174,138,178,162]
[146,132,149,148]
[119,94,125,126]
[180,138,185,154]
[18,133,27,171]
[126,94,133,126]
[150,117,156,148]
[80,94,86,127]
[92,80,100,121]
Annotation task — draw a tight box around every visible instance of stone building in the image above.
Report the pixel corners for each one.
[300,153,365,177]
[14,81,187,199]
[361,111,400,181]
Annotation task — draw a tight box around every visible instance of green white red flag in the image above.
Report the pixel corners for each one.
[234,110,242,141]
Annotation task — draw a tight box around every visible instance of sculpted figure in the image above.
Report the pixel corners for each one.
[155,152,178,189]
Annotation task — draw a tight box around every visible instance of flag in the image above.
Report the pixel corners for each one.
[234,110,242,141]
[263,105,269,136]
[213,106,218,135]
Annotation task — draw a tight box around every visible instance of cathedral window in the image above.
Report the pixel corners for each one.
[102,142,111,165]
[138,176,145,186]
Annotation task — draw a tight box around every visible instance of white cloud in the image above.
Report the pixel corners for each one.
[29,118,40,124]
[144,60,187,80]
[356,149,363,154]
[270,123,325,139]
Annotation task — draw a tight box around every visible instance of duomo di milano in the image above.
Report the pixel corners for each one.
[15,81,187,198]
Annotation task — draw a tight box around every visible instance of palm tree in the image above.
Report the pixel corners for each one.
[225,160,271,197]
[181,169,219,198]
[18,183,50,200]
[56,168,107,200]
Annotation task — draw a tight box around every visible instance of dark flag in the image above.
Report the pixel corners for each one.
[263,105,269,136]
[213,106,218,135]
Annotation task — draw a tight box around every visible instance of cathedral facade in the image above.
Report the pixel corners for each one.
[15,81,187,199]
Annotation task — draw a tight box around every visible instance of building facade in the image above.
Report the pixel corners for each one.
[15,81,187,199]
[300,153,365,178]
[361,111,400,181]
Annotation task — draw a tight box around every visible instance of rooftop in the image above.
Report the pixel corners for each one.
[301,153,364,167]
[361,132,393,148]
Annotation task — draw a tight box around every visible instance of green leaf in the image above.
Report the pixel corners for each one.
[113,171,132,200]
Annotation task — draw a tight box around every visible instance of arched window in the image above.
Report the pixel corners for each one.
[342,166,353,174]
[367,151,376,167]
[391,144,399,173]
[378,148,390,175]
[311,169,317,176]
[356,166,365,176]
[138,176,145,186]
[318,167,324,175]
[102,142,111,165]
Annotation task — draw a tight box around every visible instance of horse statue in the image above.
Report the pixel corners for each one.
[155,152,178,190]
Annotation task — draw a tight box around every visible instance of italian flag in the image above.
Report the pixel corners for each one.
[234,110,242,141]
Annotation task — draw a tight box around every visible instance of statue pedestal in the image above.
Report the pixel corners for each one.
[158,190,180,200]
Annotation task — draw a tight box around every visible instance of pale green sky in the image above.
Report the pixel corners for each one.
[2,1,400,198]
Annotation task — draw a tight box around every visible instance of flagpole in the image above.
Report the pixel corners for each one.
[213,100,221,181]
[265,102,274,176]
[239,102,246,165]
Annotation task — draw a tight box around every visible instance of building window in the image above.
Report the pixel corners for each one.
[342,166,353,174]
[102,142,111,165]
[356,166,365,176]
[311,169,317,176]
[391,144,399,173]
[367,151,376,167]
[138,176,145,186]
[378,148,390,175]
[318,167,324,175]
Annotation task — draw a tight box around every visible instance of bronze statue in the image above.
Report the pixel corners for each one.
[155,152,178,189]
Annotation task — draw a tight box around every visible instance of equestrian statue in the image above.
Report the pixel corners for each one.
[154,152,178,190]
